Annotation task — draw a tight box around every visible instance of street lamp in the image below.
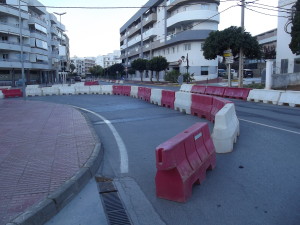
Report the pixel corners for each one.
[18,0,26,99]
[54,12,66,83]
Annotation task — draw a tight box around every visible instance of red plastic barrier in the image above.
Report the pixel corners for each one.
[210,97,232,122]
[161,90,175,109]
[84,81,99,86]
[138,87,145,100]
[223,87,251,100]
[191,94,213,120]
[113,85,123,95]
[205,86,226,97]
[191,85,206,94]
[2,89,22,98]
[122,85,131,96]
[144,87,151,102]
[155,122,216,202]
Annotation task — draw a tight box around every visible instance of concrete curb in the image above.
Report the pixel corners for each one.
[8,142,103,225]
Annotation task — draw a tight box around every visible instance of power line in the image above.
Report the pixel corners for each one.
[245,6,289,18]
[247,3,292,14]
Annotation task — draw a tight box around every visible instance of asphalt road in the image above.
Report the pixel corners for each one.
[27,93,300,225]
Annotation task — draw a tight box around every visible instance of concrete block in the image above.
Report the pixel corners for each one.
[130,86,139,98]
[102,85,113,95]
[174,91,192,114]
[89,85,102,94]
[59,86,75,95]
[247,89,283,104]
[75,86,90,95]
[150,89,162,105]
[212,103,239,153]
[278,91,300,107]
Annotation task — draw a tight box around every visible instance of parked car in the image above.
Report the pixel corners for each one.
[243,69,254,78]
[74,76,81,82]
[218,69,226,77]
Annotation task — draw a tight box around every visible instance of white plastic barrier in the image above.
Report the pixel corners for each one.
[119,80,124,84]
[0,90,3,99]
[73,82,85,87]
[180,84,194,92]
[75,86,90,95]
[130,86,139,98]
[278,91,300,107]
[26,85,39,88]
[26,87,42,97]
[42,87,60,96]
[247,89,283,104]
[174,91,192,114]
[212,103,239,154]
[0,86,11,90]
[59,86,75,95]
[150,89,162,106]
[89,85,102,94]
[102,85,113,95]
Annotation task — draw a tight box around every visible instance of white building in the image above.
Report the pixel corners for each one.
[276,0,300,74]
[96,50,121,68]
[120,0,220,81]
[0,0,70,86]
[70,57,96,76]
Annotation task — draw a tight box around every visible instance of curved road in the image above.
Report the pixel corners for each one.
[28,90,300,225]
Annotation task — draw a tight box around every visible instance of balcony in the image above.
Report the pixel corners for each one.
[142,13,157,27]
[0,22,30,37]
[127,23,141,38]
[51,39,59,46]
[127,35,142,47]
[30,31,48,42]
[142,28,156,41]
[28,16,47,27]
[167,0,220,11]
[120,44,126,50]
[31,47,49,55]
[0,5,29,20]
[0,59,31,69]
[0,41,31,52]
[128,48,140,58]
[50,26,58,35]
[167,10,220,28]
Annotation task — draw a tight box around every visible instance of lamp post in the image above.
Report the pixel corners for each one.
[18,0,26,99]
[54,12,66,83]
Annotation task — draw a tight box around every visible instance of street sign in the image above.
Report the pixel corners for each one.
[224,49,233,64]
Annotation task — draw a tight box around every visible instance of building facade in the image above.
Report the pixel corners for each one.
[0,0,69,86]
[276,0,300,74]
[96,50,121,68]
[70,57,96,76]
[120,0,220,81]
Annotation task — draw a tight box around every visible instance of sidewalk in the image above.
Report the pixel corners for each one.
[0,100,102,225]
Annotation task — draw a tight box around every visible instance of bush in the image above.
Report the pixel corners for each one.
[164,70,180,83]
[183,73,195,83]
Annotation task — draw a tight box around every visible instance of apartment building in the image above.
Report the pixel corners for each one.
[0,0,70,86]
[84,58,96,75]
[96,50,121,68]
[120,0,220,81]
[70,57,96,76]
[276,0,300,74]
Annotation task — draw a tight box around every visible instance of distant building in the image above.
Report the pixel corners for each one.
[276,0,300,74]
[119,0,220,81]
[96,50,121,68]
[0,0,70,86]
[84,58,96,75]
[70,57,96,76]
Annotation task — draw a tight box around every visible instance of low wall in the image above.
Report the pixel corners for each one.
[272,72,300,88]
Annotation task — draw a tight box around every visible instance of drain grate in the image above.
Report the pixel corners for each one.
[95,176,132,225]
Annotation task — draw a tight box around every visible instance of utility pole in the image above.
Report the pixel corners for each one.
[238,0,245,88]
[19,0,26,100]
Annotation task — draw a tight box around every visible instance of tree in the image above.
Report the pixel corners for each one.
[108,63,124,79]
[289,0,300,55]
[164,70,180,83]
[89,65,104,77]
[70,63,76,74]
[147,56,169,82]
[131,58,148,82]
[202,26,261,60]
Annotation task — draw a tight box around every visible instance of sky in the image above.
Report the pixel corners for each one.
[38,0,279,58]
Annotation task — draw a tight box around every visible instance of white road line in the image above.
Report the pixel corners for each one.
[73,106,129,174]
[239,118,300,135]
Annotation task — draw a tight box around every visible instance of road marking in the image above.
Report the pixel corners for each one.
[73,106,129,174]
[239,118,300,135]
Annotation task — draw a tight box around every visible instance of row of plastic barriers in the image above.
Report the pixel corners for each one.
[180,84,251,100]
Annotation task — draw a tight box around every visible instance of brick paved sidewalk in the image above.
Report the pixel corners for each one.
[0,100,96,224]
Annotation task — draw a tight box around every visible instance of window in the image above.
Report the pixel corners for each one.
[1,36,8,41]
[184,43,191,51]
[2,54,9,60]
[201,66,209,75]
[294,58,300,73]
[172,47,175,53]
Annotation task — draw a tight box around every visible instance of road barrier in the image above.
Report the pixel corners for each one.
[210,97,232,122]
[212,103,239,153]
[0,86,11,90]
[223,87,251,100]
[247,89,283,105]
[84,81,99,86]
[151,89,162,106]
[191,94,213,120]
[26,86,42,97]
[2,89,23,98]
[138,87,151,102]
[278,91,300,107]
[174,91,192,114]
[113,85,123,95]
[59,86,75,95]
[161,90,175,109]
[155,122,216,202]
[205,86,226,97]
[0,90,4,99]
[179,84,194,92]
[75,86,90,95]
[102,85,113,95]
[122,86,131,96]
[191,85,206,94]
[42,87,60,96]
[130,86,139,98]
[89,85,102,94]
